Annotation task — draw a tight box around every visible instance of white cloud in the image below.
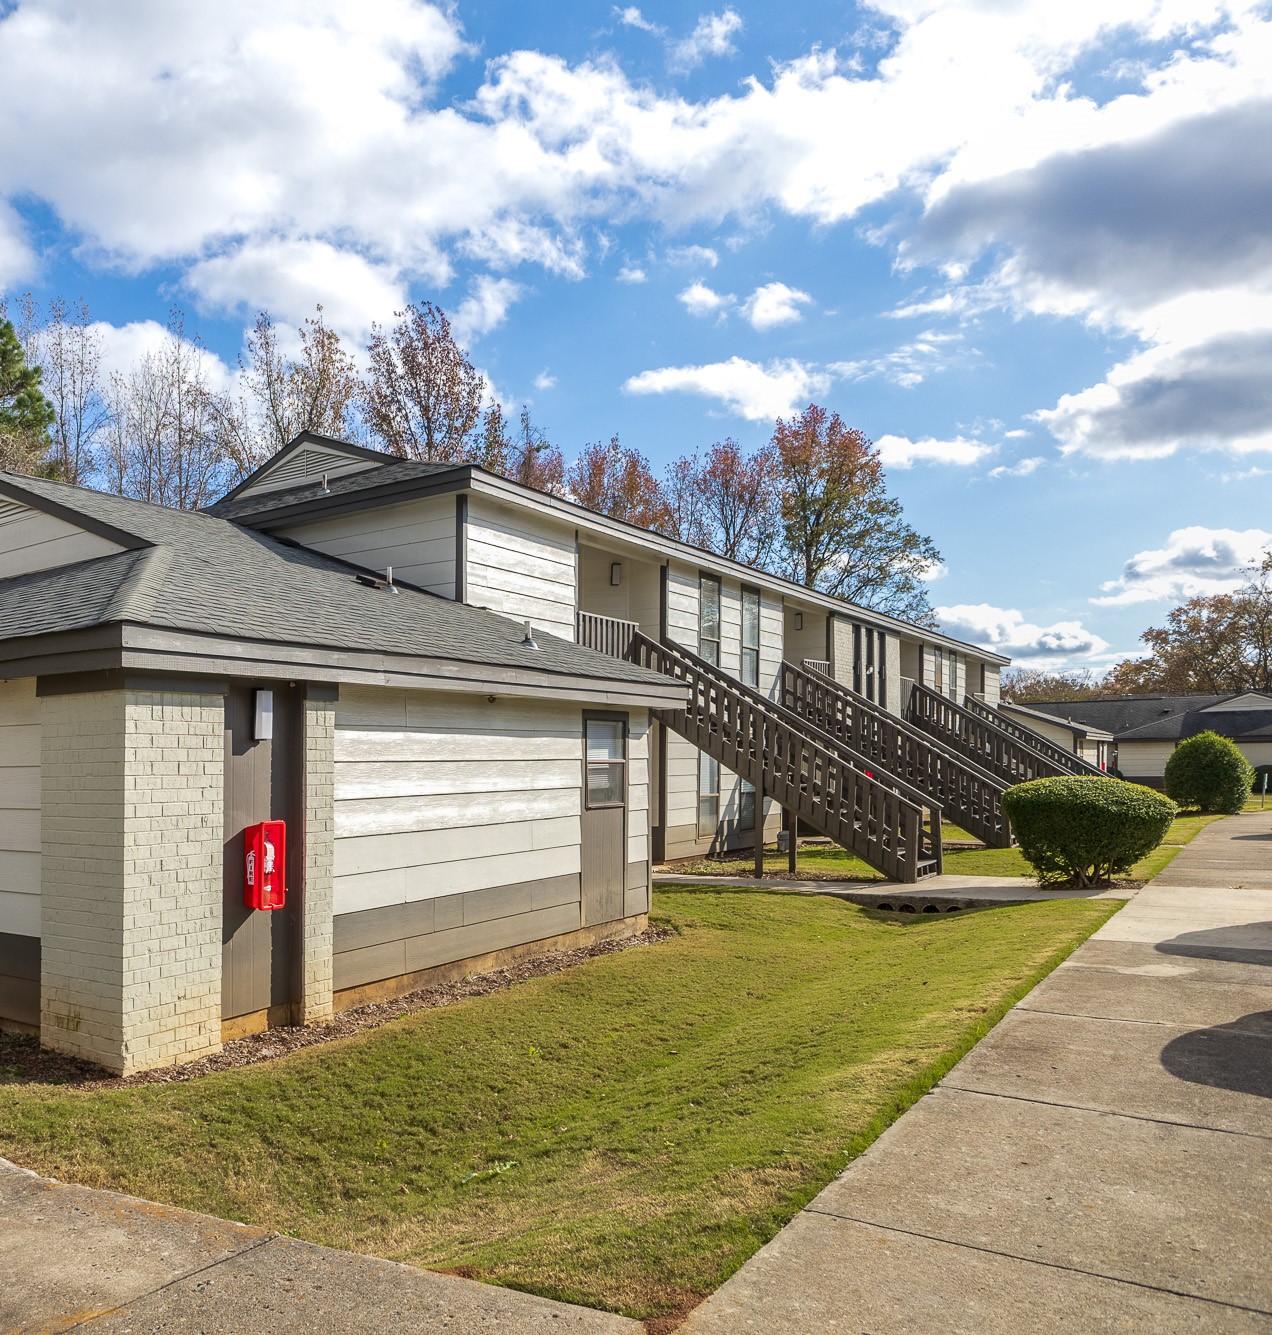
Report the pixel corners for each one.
[1092,525,1272,606]
[742,281,812,331]
[935,602,1109,661]
[623,356,830,421]
[90,319,236,393]
[875,434,994,468]
[615,6,663,36]
[669,8,743,71]
[451,275,525,344]
[184,238,407,345]
[617,264,647,283]
[666,245,719,268]
[988,455,1044,478]
[0,202,35,289]
[533,369,557,390]
[831,330,964,387]
[678,281,734,317]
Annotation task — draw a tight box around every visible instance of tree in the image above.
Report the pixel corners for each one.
[667,438,779,565]
[218,307,362,480]
[25,296,109,484]
[509,408,566,495]
[770,405,941,624]
[1001,667,1112,703]
[361,302,484,461]
[567,435,671,530]
[104,312,229,509]
[1107,555,1272,695]
[0,316,55,474]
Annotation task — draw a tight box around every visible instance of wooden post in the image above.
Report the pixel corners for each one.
[787,809,798,875]
[755,800,765,879]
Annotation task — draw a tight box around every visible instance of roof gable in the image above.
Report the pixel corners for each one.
[1200,691,1272,712]
[219,433,391,502]
[0,483,132,579]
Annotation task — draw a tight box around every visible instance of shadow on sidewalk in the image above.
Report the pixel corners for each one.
[1160,1012,1272,1099]
[1156,923,1272,968]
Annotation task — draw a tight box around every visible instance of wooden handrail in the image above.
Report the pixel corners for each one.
[628,632,940,882]
[906,681,1078,785]
[963,696,1105,777]
[782,660,1013,848]
[577,609,640,659]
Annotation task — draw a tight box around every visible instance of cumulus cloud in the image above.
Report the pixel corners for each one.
[678,281,734,317]
[742,282,812,331]
[623,357,830,421]
[669,8,743,71]
[935,603,1109,661]
[533,369,557,391]
[1092,526,1272,606]
[875,434,994,468]
[666,245,720,268]
[615,6,663,36]
[90,319,236,393]
[617,264,647,283]
[451,275,525,344]
[184,239,407,345]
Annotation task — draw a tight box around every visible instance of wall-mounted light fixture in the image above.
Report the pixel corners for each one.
[254,689,274,741]
[794,612,803,631]
[610,561,623,586]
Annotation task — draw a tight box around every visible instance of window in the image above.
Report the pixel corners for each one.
[979,662,987,697]
[852,623,862,694]
[948,651,958,700]
[865,627,876,702]
[877,632,887,707]
[699,575,721,665]
[738,778,756,831]
[698,752,720,835]
[933,647,944,692]
[585,717,626,808]
[741,587,760,687]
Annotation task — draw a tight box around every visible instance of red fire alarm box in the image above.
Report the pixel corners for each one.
[244,820,286,910]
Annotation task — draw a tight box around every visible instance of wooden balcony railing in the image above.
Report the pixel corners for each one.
[962,697,1105,778]
[576,609,640,659]
[782,660,1012,848]
[629,632,940,882]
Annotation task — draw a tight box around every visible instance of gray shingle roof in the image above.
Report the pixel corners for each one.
[207,456,455,521]
[1026,695,1230,737]
[1117,708,1272,742]
[0,473,672,691]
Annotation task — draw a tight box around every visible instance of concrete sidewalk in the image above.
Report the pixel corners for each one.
[681,808,1272,1333]
[0,1158,640,1334]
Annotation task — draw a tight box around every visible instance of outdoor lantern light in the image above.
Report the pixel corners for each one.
[794,612,803,630]
[254,689,274,741]
[610,561,622,586]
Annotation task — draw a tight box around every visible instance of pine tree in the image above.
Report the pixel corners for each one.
[0,317,55,474]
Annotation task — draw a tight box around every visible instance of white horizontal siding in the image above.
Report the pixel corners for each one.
[628,710,650,866]
[278,495,456,596]
[1118,741,1176,778]
[0,678,39,937]
[759,591,782,700]
[465,496,576,642]
[0,503,122,579]
[665,562,699,652]
[333,686,583,915]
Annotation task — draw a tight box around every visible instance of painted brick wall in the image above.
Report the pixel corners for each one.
[41,689,224,1074]
[301,696,335,1022]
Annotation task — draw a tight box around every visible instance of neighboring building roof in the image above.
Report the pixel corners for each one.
[1027,693,1272,742]
[0,472,680,700]
[998,699,1114,740]
[206,433,1012,665]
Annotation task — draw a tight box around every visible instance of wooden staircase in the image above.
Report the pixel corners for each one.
[627,631,941,883]
[962,697,1105,777]
[906,681,1099,784]
[781,660,1013,848]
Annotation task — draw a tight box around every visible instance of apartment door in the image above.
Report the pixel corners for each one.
[580,713,627,926]
[222,683,299,1024]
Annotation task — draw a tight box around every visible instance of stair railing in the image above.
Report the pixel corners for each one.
[627,631,941,882]
[962,696,1105,777]
[782,660,1012,848]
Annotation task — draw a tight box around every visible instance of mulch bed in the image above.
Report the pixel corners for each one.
[0,924,674,1091]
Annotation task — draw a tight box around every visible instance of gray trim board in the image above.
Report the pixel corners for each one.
[37,669,230,698]
[455,494,468,603]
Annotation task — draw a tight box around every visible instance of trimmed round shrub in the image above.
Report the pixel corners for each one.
[1003,776,1175,888]
[1163,731,1254,814]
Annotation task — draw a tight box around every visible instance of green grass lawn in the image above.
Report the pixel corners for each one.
[672,809,1228,886]
[0,889,1117,1320]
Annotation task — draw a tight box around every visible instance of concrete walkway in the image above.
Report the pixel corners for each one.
[680,808,1272,1333]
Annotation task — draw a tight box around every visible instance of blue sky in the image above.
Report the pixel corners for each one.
[1,0,1270,670]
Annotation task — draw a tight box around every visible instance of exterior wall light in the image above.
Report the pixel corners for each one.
[794,612,803,631]
[254,689,274,741]
[610,562,622,586]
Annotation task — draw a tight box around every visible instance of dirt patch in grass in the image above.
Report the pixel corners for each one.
[0,924,673,1090]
